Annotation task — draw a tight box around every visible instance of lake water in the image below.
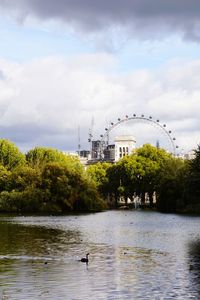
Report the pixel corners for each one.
[0,210,200,299]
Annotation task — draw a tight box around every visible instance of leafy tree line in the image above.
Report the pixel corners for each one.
[87,144,200,213]
[0,139,106,213]
[1,138,199,214]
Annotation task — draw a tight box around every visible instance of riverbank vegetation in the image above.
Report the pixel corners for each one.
[0,139,106,213]
[0,138,199,214]
[87,144,200,214]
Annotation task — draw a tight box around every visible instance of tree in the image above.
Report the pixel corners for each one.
[135,144,173,205]
[26,147,82,171]
[41,162,106,212]
[0,139,26,170]
[185,145,200,208]
[87,162,111,196]
[0,164,11,192]
[156,157,186,212]
[135,143,171,165]
[105,153,156,206]
[0,140,106,213]
[9,165,41,192]
[115,154,160,205]
[104,144,175,208]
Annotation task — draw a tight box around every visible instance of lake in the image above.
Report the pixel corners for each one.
[0,210,200,299]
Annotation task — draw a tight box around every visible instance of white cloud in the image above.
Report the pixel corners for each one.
[0,55,199,154]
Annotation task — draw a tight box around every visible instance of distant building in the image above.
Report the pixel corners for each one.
[63,151,78,157]
[79,150,90,159]
[91,140,101,159]
[78,135,137,165]
[114,135,136,161]
[104,144,115,161]
[184,150,196,160]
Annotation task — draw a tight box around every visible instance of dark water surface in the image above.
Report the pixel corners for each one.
[0,210,200,299]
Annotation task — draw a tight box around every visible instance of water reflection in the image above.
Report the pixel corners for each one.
[188,240,200,296]
[0,212,200,299]
[0,220,82,257]
[0,220,84,300]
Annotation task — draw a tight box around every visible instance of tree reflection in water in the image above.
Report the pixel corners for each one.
[1,212,200,300]
[0,220,82,257]
[188,240,200,294]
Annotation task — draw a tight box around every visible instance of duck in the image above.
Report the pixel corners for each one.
[81,253,89,263]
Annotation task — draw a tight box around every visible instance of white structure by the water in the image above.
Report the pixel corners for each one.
[114,135,136,162]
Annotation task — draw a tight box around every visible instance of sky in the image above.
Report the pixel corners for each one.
[0,0,200,154]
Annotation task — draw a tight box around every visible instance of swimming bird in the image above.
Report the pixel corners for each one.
[81,253,89,263]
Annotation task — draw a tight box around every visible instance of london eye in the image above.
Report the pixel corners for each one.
[97,114,178,159]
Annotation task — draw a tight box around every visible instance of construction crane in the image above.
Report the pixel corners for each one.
[78,126,81,156]
[88,117,94,157]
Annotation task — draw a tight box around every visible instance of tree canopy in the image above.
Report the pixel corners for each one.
[0,139,26,170]
[0,141,106,213]
[87,143,193,212]
[103,144,172,206]
[0,139,199,214]
[184,145,200,211]
[26,147,82,170]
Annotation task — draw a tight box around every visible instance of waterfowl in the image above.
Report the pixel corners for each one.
[81,253,89,263]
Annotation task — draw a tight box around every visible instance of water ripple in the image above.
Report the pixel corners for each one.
[0,211,200,299]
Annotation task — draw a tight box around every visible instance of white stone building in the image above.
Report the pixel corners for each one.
[114,135,136,162]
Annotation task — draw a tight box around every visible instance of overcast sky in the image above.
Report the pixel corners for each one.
[0,0,200,154]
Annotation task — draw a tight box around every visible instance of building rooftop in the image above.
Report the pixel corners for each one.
[115,135,136,142]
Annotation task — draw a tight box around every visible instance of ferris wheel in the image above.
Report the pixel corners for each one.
[97,114,178,159]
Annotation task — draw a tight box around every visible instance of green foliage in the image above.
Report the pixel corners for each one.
[0,142,106,213]
[135,143,171,165]
[156,157,187,212]
[26,147,82,171]
[1,138,200,214]
[185,145,200,206]
[73,177,107,211]
[0,165,11,191]
[9,165,41,191]
[87,144,200,213]
[41,162,74,210]
[0,188,45,213]
[104,144,170,206]
[87,162,111,196]
[41,162,106,212]
[0,139,26,170]
[87,162,110,186]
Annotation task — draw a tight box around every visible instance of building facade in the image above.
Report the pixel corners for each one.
[114,135,136,161]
